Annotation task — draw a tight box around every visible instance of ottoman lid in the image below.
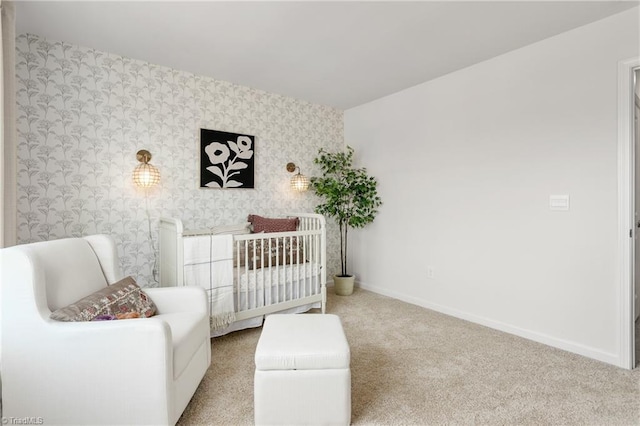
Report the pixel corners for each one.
[255,314,350,371]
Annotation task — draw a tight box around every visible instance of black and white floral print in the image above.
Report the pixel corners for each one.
[201,129,255,188]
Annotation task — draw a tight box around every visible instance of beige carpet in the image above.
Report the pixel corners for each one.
[178,287,640,425]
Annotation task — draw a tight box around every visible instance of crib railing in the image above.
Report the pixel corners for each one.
[232,213,326,320]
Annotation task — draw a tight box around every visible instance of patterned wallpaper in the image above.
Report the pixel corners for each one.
[15,33,343,286]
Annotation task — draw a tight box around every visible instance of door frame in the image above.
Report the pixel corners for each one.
[617,56,639,370]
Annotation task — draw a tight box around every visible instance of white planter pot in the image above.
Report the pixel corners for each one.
[333,275,355,296]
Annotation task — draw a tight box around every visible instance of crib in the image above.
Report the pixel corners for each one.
[159,213,327,336]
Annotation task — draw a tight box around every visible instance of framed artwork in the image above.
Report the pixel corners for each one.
[200,129,255,188]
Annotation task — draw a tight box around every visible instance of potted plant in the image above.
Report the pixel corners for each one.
[310,146,382,295]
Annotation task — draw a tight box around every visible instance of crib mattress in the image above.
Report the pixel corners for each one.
[235,262,321,290]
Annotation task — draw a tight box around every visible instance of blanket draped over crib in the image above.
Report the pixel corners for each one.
[183,234,236,330]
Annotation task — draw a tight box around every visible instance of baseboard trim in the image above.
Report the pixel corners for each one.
[355,281,621,367]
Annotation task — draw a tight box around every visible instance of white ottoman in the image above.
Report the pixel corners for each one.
[254,314,351,426]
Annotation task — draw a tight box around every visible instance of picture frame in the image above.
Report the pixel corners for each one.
[200,129,255,189]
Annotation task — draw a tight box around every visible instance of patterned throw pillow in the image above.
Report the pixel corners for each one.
[248,215,299,233]
[237,237,304,270]
[238,216,303,270]
[50,276,157,321]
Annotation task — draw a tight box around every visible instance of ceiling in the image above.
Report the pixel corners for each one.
[15,1,640,110]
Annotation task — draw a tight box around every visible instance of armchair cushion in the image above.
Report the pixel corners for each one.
[50,276,157,322]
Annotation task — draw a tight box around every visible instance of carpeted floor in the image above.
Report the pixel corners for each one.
[178,287,640,425]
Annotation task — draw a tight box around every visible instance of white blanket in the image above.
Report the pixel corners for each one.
[183,234,236,330]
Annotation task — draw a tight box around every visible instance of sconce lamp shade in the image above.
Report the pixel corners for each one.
[286,162,309,192]
[290,173,309,192]
[133,150,160,188]
[133,163,160,188]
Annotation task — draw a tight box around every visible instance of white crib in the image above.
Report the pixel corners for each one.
[159,213,327,336]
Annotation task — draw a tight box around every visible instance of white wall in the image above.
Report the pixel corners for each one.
[345,8,640,366]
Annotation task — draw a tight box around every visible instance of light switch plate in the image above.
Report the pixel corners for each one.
[550,195,570,211]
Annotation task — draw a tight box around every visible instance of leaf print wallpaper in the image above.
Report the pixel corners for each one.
[15,33,343,287]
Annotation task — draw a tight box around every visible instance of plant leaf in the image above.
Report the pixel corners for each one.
[224,180,243,188]
[206,165,224,180]
[237,150,253,160]
[229,161,248,170]
[228,141,239,155]
[205,181,221,188]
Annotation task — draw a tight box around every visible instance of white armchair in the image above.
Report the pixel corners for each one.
[0,235,211,425]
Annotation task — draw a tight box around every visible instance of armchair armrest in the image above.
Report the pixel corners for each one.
[144,286,208,315]
[4,318,174,425]
[49,319,170,371]
[44,317,172,374]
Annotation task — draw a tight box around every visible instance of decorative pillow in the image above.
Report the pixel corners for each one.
[93,314,117,321]
[50,276,157,322]
[248,215,299,233]
[277,237,304,267]
[243,236,303,270]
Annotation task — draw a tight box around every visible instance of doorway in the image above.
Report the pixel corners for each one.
[634,68,640,367]
[618,57,639,370]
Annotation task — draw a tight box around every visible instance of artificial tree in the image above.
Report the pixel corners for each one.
[310,146,382,294]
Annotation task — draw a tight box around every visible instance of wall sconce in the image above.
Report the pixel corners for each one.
[286,162,309,192]
[133,150,160,188]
